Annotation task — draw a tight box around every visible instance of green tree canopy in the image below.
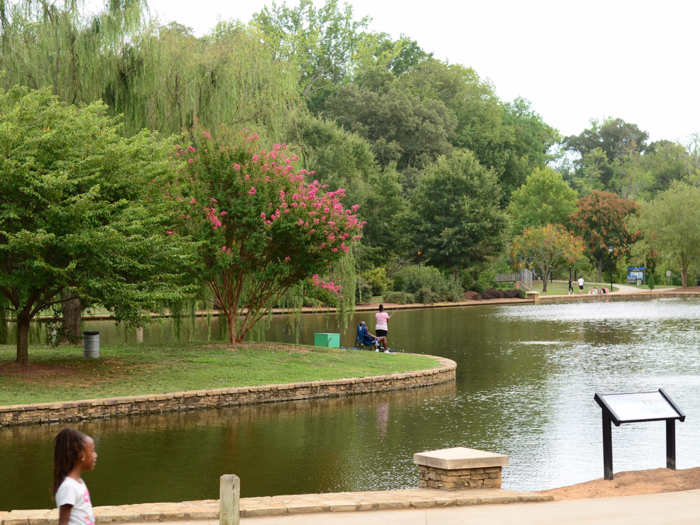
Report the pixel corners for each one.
[630,182,700,287]
[0,87,194,364]
[407,150,509,279]
[565,117,649,192]
[507,167,578,234]
[251,0,369,100]
[285,114,404,263]
[324,83,457,170]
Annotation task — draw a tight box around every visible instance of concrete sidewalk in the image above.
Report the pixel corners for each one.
[162,490,700,525]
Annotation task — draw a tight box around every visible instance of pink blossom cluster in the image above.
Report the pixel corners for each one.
[206,207,222,230]
[236,143,364,256]
[311,274,342,294]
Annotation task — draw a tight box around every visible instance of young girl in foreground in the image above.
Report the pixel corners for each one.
[52,428,98,525]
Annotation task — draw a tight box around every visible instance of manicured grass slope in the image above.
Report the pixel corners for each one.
[0,342,439,406]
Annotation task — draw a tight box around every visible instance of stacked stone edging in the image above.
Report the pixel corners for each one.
[0,488,553,524]
[0,356,455,427]
[538,291,700,304]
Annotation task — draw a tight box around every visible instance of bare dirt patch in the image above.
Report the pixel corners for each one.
[541,467,700,501]
[671,286,700,293]
[0,362,76,378]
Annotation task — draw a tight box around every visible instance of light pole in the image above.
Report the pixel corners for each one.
[608,245,614,292]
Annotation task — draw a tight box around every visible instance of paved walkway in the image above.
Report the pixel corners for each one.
[0,488,549,525]
[163,490,700,524]
[612,283,651,294]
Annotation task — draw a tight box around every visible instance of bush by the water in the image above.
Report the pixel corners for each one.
[647,273,655,290]
[469,281,485,293]
[476,288,525,300]
[383,291,415,304]
[392,266,464,303]
[355,277,373,304]
[361,267,392,296]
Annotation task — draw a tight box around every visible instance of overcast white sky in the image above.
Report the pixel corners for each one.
[145,0,699,143]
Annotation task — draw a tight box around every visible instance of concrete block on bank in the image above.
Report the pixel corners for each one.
[414,447,508,490]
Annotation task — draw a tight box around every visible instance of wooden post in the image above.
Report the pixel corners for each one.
[219,475,240,525]
[136,327,144,343]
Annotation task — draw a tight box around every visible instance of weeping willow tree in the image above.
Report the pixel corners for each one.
[0,0,300,138]
[0,0,145,103]
[111,20,299,137]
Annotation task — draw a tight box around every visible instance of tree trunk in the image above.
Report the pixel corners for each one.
[16,311,31,365]
[227,314,236,344]
[61,290,82,344]
[541,268,548,292]
[454,267,459,282]
[0,295,7,345]
[681,265,688,287]
[597,256,603,283]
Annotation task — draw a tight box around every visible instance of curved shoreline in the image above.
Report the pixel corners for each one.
[0,355,455,427]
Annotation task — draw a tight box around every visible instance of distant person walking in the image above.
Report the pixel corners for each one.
[568,277,574,295]
[53,428,98,525]
[375,304,391,353]
[578,276,585,294]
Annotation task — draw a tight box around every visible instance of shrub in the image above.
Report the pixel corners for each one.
[384,291,415,304]
[476,288,526,300]
[393,265,464,302]
[361,267,392,296]
[355,277,373,304]
[470,281,484,293]
[416,287,441,304]
[647,273,655,290]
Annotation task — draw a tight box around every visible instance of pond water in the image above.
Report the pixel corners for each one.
[3,298,700,511]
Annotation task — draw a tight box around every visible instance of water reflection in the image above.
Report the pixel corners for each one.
[3,298,700,510]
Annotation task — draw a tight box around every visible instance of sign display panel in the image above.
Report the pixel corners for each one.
[626,267,646,284]
[600,392,680,422]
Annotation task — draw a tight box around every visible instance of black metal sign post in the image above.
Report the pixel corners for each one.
[594,388,685,481]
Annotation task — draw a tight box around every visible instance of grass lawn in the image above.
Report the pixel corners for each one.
[530,281,620,296]
[0,342,440,406]
[633,284,677,290]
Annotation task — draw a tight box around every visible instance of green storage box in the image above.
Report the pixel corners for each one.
[314,333,340,348]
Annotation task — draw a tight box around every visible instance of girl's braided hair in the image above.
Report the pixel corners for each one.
[52,428,87,496]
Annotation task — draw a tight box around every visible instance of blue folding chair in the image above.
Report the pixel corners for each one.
[354,324,379,351]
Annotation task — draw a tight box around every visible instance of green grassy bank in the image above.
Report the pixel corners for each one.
[533,281,620,296]
[0,342,440,406]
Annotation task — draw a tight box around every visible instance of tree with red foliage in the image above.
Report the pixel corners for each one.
[570,191,640,282]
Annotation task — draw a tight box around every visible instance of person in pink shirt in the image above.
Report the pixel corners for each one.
[375,304,392,353]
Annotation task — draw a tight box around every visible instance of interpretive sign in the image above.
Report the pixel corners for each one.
[626,267,646,284]
[594,389,685,480]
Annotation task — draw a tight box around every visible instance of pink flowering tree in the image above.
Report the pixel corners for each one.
[170,126,363,343]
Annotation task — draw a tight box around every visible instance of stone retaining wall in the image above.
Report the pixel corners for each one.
[418,465,502,489]
[0,356,455,427]
[538,291,700,304]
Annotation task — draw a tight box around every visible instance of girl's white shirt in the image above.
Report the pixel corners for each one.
[55,477,95,525]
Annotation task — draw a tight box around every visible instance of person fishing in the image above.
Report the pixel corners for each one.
[375,304,392,353]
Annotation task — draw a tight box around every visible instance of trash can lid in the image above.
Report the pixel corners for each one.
[82,331,100,336]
